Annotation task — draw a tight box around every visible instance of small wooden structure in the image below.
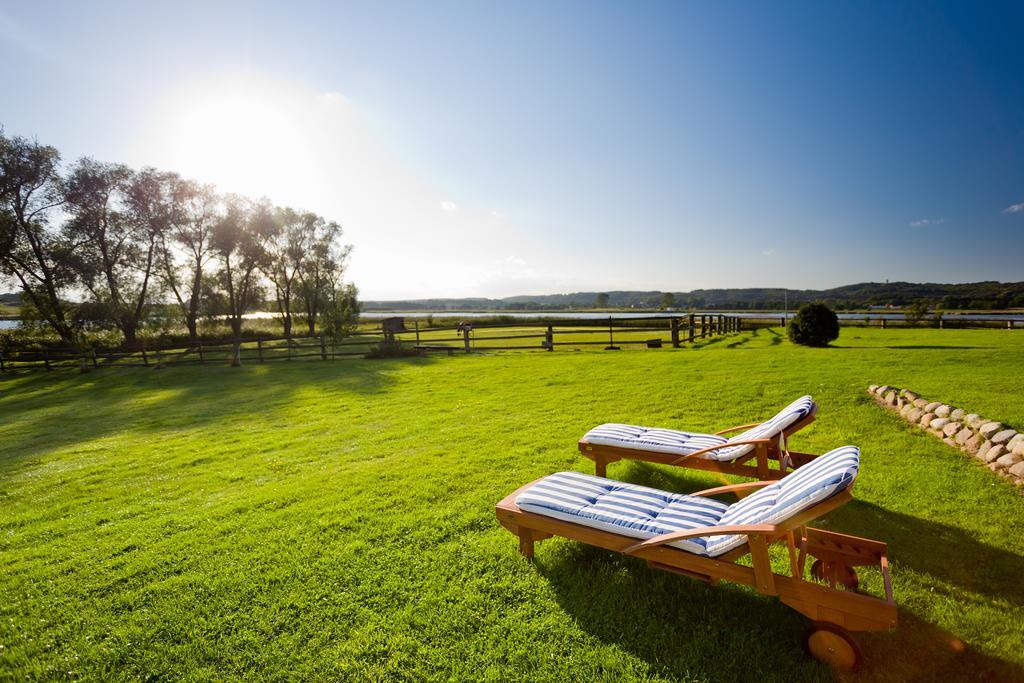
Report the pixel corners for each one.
[578,403,819,480]
[496,476,896,670]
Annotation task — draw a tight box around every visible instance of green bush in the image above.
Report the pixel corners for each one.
[787,303,839,347]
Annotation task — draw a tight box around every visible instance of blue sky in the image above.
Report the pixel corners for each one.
[1,1,1022,299]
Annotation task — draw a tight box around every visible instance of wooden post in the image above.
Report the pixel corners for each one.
[0,351,4,372]
[198,342,205,364]
[43,349,51,371]
[257,339,264,363]
[463,326,471,353]
[320,335,327,360]
[688,314,695,343]
[545,325,554,351]
[881,318,887,330]
[154,346,163,368]
[605,317,619,350]
[780,316,786,328]
[91,348,98,368]
[939,318,944,330]
[1009,320,1014,330]
[415,321,420,345]
[670,318,680,348]
[141,347,149,366]
[701,315,707,339]
[232,342,241,366]
[287,338,292,361]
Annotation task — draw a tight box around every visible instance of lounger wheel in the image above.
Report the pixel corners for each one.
[805,622,862,671]
[810,559,859,591]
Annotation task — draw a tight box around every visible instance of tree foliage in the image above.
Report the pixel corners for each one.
[787,303,840,347]
[0,129,355,347]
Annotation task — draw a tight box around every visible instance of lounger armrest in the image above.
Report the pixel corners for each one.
[690,481,774,497]
[669,438,771,465]
[713,422,761,436]
[622,524,780,555]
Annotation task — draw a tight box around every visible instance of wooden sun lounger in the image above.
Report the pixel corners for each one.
[496,473,896,671]
[578,402,819,480]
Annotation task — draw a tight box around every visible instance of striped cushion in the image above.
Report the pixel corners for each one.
[516,471,729,555]
[715,395,816,461]
[582,424,727,457]
[581,395,815,462]
[515,446,858,558]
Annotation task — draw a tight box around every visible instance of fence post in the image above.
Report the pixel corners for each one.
[605,316,619,350]
[320,335,327,361]
[0,351,4,372]
[1010,320,1014,330]
[198,342,205,364]
[701,316,707,339]
[463,326,471,353]
[545,325,554,351]
[232,342,242,366]
[670,318,680,348]
[91,348,98,368]
[881,318,887,330]
[415,321,420,345]
[688,314,695,343]
[141,347,149,366]
[287,339,292,361]
[257,339,264,363]
[43,349,51,370]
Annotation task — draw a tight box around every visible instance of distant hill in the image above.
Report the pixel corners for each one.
[363,281,1024,311]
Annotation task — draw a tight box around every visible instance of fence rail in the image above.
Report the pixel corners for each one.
[1,312,1019,373]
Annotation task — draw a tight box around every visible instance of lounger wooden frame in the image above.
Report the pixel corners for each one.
[496,474,896,670]
[578,402,819,480]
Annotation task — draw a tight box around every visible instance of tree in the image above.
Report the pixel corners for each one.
[321,283,360,339]
[211,197,268,345]
[660,292,676,309]
[594,292,610,308]
[65,161,167,347]
[787,303,840,347]
[296,218,350,335]
[161,177,218,342]
[0,132,81,343]
[260,207,310,338]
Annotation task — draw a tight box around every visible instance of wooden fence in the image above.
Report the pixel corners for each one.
[2,312,1019,373]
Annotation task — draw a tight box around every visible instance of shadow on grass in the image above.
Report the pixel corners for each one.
[0,356,436,473]
[830,345,989,350]
[726,335,751,349]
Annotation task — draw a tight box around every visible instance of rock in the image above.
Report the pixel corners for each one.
[985,444,1007,463]
[904,390,920,401]
[935,405,952,418]
[920,413,936,427]
[1009,462,1024,478]
[878,385,892,396]
[996,453,1023,469]
[907,408,924,423]
[930,418,950,430]
[980,422,1003,439]
[955,427,973,445]
[964,433,983,454]
[992,429,1017,445]
[884,391,898,407]
[943,437,957,448]
[868,384,879,394]
[1013,440,1024,457]
[913,398,929,409]
[924,402,943,413]
[950,408,966,422]
[977,440,994,461]
[943,422,962,438]
[964,413,982,428]
[900,402,915,415]
[1007,433,1024,451]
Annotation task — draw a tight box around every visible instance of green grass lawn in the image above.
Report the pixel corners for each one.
[2,327,1023,681]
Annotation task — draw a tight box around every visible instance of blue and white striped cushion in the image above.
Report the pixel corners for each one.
[582,396,815,463]
[516,471,729,555]
[582,424,728,457]
[705,445,859,556]
[714,395,816,461]
[515,446,858,558]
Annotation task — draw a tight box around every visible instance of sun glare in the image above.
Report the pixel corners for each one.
[147,77,317,198]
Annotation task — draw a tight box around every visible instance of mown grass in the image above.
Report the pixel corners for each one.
[2,327,1023,681]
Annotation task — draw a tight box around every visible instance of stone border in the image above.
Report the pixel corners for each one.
[868,384,1024,486]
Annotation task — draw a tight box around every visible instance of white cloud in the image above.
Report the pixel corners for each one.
[440,200,459,213]
[910,218,944,227]
[1004,202,1024,214]
[504,255,526,266]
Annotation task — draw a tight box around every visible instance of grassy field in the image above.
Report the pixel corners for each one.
[2,327,1023,681]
